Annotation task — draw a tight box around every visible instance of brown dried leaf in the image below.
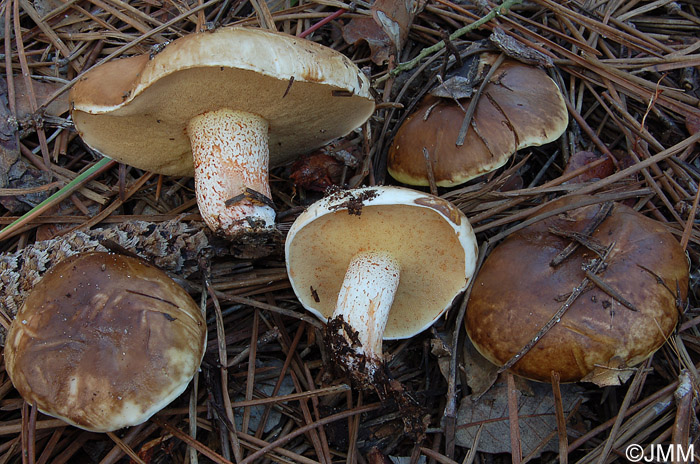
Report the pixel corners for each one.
[371,0,424,53]
[343,0,424,65]
[562,151,615,184]
[289,151,344,192]
[456,380,585,457]
[429,53,485,99]
[14,77,70,119]
[33,0,82,31]
[342,16,393,65]
[580,356,635,386]
[463,338,499,397]
[489,28,554,68]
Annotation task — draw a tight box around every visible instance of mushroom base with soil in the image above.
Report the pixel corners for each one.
[324,251,429,437]
[187,108,281,256]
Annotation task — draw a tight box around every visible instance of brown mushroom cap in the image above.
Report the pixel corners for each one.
[4,252,206,432]
[466,196,688,385]
[387,57,568,187]
[70,26,375,176]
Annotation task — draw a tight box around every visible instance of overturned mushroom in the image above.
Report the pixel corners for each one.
[285,186,478,433]
[387,54,568,187]
[70,27,375,256]
[4,252,206,432]
[466,195,688,386]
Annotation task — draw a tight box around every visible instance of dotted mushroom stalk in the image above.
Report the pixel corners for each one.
[325,250,428,437]
[187,108,276,239]
[328,251,400,377]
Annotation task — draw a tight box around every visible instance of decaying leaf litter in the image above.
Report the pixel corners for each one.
[1,0,699,462]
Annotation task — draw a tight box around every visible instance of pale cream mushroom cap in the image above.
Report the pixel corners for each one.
[4,252,206,432]
[70,26,375,176]
[285,186,478,339]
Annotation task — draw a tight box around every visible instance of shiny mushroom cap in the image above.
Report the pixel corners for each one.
[285,186,478,339]
[4,252,206,432]
[388,55,568,187]
[466,195,688,385]
[70,26,375,176]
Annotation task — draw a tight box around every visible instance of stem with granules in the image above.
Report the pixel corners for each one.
[325,251,429,437]
[329,251,400,372]
[187,108,275,239]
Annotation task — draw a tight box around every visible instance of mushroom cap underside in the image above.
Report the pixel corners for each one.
[388,59,568,187]
[70,26,375,176]
[286,186,478,339]
[466,196,688,384]
[4,252,206,432]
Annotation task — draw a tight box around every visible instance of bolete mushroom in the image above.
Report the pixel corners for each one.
[466,195,688,386]
[387,55,568,187]
[4,252,206,432]
[285,186,478,432]
[70,27,375,255]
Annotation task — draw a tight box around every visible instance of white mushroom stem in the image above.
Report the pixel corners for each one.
[331,250,400,374]
[187,108,276,238]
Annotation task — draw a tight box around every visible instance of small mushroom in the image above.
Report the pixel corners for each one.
[466,195,688,386]
[285,186,478,432]
[4,252,206,432]
[387,55,568,187]
[70,27,375,256]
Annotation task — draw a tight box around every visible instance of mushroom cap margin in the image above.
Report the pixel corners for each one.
[285,186,479,340]
[70,26,376,176]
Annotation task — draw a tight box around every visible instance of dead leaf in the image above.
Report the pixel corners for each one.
[430,331,452,381]
[0,161,53,213]
[342,17,393,65]
[34,0,82,32]
[463,338,499,397]
[289,151,344,192]
[343,0,424,65]
[580,356,635,386]
[0,77,19,189]
[562,151,615,184]
[33,0,63,17]
[430,76,476,100]
[371,0,424,53]
[489,28,554,68]
[428,52,486,99]
[456,380,585,457]
[14,77,70,119]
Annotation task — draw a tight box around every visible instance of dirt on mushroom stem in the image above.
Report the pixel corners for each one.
[318,227,449,439]
[326,315,430,438]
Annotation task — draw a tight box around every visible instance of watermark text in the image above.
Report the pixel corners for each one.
[626,444,695,463]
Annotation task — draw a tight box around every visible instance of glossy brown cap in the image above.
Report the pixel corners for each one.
[70,27,374,176]
[466,195,688,385]
[387,57,568,187]
[4,252,206,432]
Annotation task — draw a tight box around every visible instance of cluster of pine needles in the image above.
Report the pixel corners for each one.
[1,0,699,462]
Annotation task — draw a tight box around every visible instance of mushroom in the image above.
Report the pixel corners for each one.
[387,55,568,187]
[4,252,206,432]
[285,186,478,432]
[70,27,375,256]
[466,195,688,386]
